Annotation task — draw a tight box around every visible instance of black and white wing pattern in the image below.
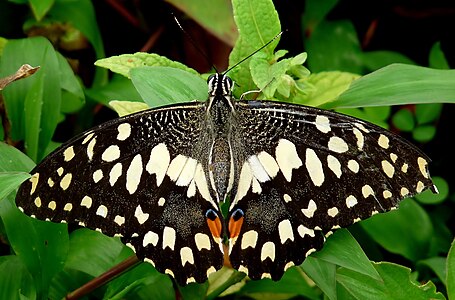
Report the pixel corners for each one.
[226,100,437,280]
[15,73,437,286]
[16,102,225,285]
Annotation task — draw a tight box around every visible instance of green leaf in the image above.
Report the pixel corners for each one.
[29,0,54,21]
[56,52,85,113]
[109,101,150,117]
[301,256,337,300]
[326,64,455,109]
[361,199,433,261]
[0,255,36,300]
[86,74,142,106]
[95,53,199,79]
[415,176,449,205]
[392,109,415,132]
[130,66,207,107]
[361,50,416,71]
[447,238,455,299]
[166,0,237,46]
[415,103,443,125]
[429,41,449,69]
[297,71,360,107]
[302,0,339,32]
[0,172,30,200]
[412,125,436,143]
[313,229,380,280]
[417,257,447,286]
[305,20,363,73]
[337,262,445,300]
[0,142,35,172]
[0,37,62,162]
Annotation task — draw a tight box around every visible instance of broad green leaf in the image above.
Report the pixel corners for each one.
[167,0,237,46]
[302,0,339,32]
[313,229,380,280]
[0,196,68,299]
[298,71,360,107]
[415,103,443,125]
[86,74,142,106]
[0,172,30,200]
[239,267,320,299]
[109,101,150,117]
[0,255,36,300]
[0,142,35,172]
[447,238,455,299]
[415,177,449,205]
[49,0,106,85]
[56,52,85,113]
[417,257,447,286]
[0,37,62,162]
[361,199,433,261]
[29,0,54,21]
[95,53,199,79]
[130,66,207,106]
[229,0,281,94]
[305,20,363,73]
[412,125,436,143]
[429,41,449,69]
[361,50,416,71]
[301,256,337,300]
[337,262,445,300]
[326,64,455,109]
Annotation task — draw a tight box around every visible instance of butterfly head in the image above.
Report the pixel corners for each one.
[207,73,233,97]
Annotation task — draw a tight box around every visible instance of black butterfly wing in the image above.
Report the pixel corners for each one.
[16,102,224,285]
[227,100,436,280]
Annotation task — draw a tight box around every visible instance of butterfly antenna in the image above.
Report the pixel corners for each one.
[172,14,219,73]
[223,31,284,75]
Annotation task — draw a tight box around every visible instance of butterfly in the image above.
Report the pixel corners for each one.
[16,72,436,285]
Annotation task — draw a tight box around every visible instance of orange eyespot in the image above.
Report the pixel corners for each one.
[206,209,222,238]
[228,208,244,239]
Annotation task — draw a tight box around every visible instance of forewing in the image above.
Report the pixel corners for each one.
[15,102,223,285]
[228,100,436,280]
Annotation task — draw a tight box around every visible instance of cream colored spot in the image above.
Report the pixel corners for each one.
[401,163,409,173]
[261,241,276,262]
[162,226,176,250]
[417,157,429,179]
[390,153,398,163]
[158,197,165,206]
[257,151,280,178]
[134,205,149,224]
[416,181,425,193]
[383,190,392,199]
[63,203,73,211]
[48,201,56,210]
[275,139,303,182]
[355,122,369,132]
[144,258,155,267]
[238,265,249,275]
[143,230,159,247]
[207,266,217,277]
[146,143,170,187]
[327,155,342,178]
[283,194,292,203]
[87,138,96,160]
[353,217,362,223]
[306,148,324,186]
[176,157,198,186]
[186,277,196,284]
[57,167,64,176]
[378,134,389,149]
[362,185,375,198]
[109,162,122,186]
[234,161,253,204]
[305,248,316,257]
[96,205,108,218]
[382,160,395,178]
[348,160,359,173]
[301,199,317,218]
[47,178,54,187]
[278,219,294,244]
[63,146,75,162]
[248,155,271,183]
[353,128,364,150]
[114,215,125,226]
[102,145,121,162]
[328,136,349,153]
[117,123,132,141]
[34,197,41,207]
[195,233,211,251]
[261,273,272,279]
[194,163,213,205]
[126,243,136,253]
[82,132,94,144]
[126,154,143,194]
[327,207,339,217]
[81,196,92,208]
[346,195,358,208]
[60,173,72,190]
[165,269,175,277]
[284,261,295,271]
[315,115,331,133]
[93,169,103,183]
[30,173,39,195]
[241,230,258,249]
[297,225,315,238]
[400,187,409,197]
[180,247,195,266]
[167,154,188,181]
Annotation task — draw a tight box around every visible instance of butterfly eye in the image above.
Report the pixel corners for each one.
[205,208,218,220]
[207,74,216,84]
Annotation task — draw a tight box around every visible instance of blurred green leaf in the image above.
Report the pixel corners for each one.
[415,177,448,205]
[412,125,436,143]
[0,255,36,300]
[0,142,35,172]
[167,0,237,46]
[302,0,339,32]
[301,256,337,300]
[337,262,445,299]
[361,199,433,261]
[361,51,416,71]
[86,74,143,106]
[327,64,455,109]
[415,103,443,125]
[429,42,449,70]
[56,52,85,113]
[0,172,30,200]
[392,109,415,132]
[130,66,207,107]
[417,257,447,286]
[29,0,54,21]
[447,238,455,299]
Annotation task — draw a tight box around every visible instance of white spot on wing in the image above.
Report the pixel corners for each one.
[378,134,389,149]
[195,233,211,251]
[134,204,149,224]
[162,226,176,250]
[117,123,131,141]
[346,195,358,208]
[146,143,170,187]
[81,196,92,208]
[93,169,103,183]
[87,138,96,160]
[109,163,122,186]
[306,148,324,186]
[114,215,125,226]
[48,201,56,210]
[143,230,159,247]
[382,160,395,178]
[167,154,188,181]
[176,157,197,186]
[126,154,143,194]
[328,136,349,153]
[30,173,39,195]
[241,230,258,249]
[260,241,276,262]
[248,155,271,183]
[257,151,279,178]
[301,199,317,218]
[278,219,294,244]
[297,225,315,237]
[180,247,195,266]
[102,145,120,162]
[348,160,359,173]
[327,207,339,217]
[315,115,331,133]
[96,205,108,218]
[275,139,303,182]
[63,146,75,162]
[34,197,41,208]
[327,155,342,178]
[60,173,72,190]
[417,157,429,179]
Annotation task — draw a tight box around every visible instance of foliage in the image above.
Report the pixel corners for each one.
[0,0,454,299]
